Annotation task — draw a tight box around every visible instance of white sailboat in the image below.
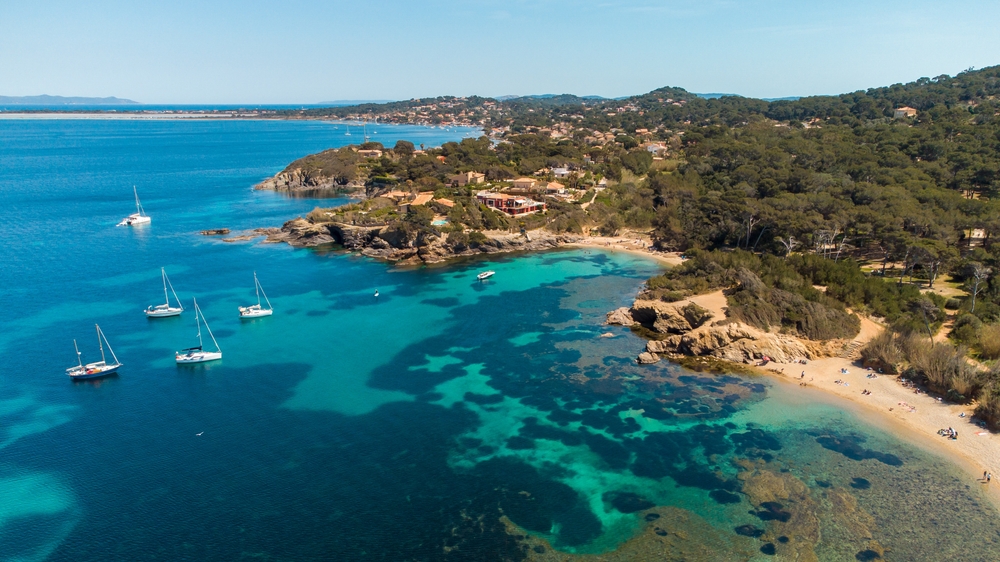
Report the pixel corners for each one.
[239,272,273,318]
[176,298,222,364]
[146,268,184,317]
[117,186,151,226]
[345,125,351,136]
[66,324,122,380]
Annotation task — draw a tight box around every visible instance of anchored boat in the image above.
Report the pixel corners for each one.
[477,270,495,281]
[117,186,151,226]
[66,324,122,380]
[146,267,184,318]
[176,298,222,364]
[239,271,273,318]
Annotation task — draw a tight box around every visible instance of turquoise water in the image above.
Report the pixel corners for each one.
[2,119,1000,561]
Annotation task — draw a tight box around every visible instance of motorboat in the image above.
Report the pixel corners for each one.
[176,298,222,364]
[66,324,122,380]
[146,267,184,318]
[477,270,495,281]
[239,271,273,318]
[117,186,151,226]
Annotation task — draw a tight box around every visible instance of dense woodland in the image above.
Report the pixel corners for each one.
[290,66,1000,426]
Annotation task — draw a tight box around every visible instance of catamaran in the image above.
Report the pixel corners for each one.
[176,298,222,364]
[66,324,122,380]
[117,186,151,226]
[239,271,273,318]
[146,267,184,317]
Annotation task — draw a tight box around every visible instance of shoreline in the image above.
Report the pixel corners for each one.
[752,353,1000,505]
[255,217,1000,503]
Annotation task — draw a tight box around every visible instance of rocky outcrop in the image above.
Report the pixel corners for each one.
[255,168,334,191]
[200,228,230,235]
[613,295,839,365]
[637,352,660,364]
[606,307,635,327]
[265,218,581,264]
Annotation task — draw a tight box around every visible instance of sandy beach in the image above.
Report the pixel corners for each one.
[586,242,1000,505]
[765,345,1000,502]
[564,233,684,267]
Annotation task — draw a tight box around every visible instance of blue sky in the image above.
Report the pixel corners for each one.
[2,0,999,103]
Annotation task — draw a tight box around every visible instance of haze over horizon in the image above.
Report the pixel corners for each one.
[2,0,999,104]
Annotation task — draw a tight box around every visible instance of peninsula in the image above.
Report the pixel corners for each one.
[253,66,1000,485]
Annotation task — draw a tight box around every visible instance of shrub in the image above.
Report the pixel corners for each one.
[951,314,982,346]
[860,330,904,373]
[945,298,962,310]
[977,324,1000,360]
[681,303,713,328]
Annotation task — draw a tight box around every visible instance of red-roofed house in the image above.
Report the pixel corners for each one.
[476,191,546,216]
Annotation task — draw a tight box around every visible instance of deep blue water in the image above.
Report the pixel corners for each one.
[2,119,999,562]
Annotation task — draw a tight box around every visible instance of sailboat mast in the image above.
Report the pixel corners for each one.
[98,325,121,366]
[162,268,170,305]
[194,299,204,349]
[254,272,261,307]
[96,324,106,364]
[73,339,83,368]
[134,186,142,215]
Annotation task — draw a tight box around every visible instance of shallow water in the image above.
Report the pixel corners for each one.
[2,119,999,561]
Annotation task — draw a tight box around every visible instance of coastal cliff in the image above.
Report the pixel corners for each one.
[255,168,362,192]
[266,217,578,265]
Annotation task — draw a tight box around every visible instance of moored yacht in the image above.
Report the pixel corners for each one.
[477,270,495,281]
[176,298,222,364]
[66,324,122,380]
[239,271,273,318]
[118,186,151,226]
[146,267,184,317]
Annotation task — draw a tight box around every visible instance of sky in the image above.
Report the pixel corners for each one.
[2,0,999,104]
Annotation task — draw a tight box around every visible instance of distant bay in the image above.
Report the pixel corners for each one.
[1,118,998,561]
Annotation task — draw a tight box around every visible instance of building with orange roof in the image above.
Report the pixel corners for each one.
[476,191,546,216]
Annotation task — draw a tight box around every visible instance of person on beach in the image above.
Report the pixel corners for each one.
[988,473,992,483]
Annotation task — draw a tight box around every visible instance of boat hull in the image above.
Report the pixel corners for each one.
[119,213,150,226]
[239,306,273,319]
[67,363,121,380]
[176,351,222,364]
[146,307,183,318]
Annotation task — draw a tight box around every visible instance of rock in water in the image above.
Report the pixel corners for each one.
[606,307,635,326]
[637,352,660,364]
[200,228,230,235]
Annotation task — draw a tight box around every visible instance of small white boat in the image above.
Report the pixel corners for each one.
[477,270,495,281]
[146,268,184,318]
[176,298,222,364]
[239,271,273,318]
[66,324,122,380]
[117,186,151,226]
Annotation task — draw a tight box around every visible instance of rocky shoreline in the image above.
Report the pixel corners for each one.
[264,217,580,265]
[254,168,363,193]
[607,291,847,366]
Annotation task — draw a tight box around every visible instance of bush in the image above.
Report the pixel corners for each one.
[860,330,904,373]
[681,303,713,329]
[951,314,982,346]
[945,298,962,310]
[977,324,1000,360]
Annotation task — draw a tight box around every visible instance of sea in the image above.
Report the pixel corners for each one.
[1,117,999,561]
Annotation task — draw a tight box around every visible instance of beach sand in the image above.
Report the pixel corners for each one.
[564,233,998,502]
[564,234,683,267]
[757,317,1000,504]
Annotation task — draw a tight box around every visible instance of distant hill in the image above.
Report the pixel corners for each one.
[317,100,395,106]
[0,95,139,105]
